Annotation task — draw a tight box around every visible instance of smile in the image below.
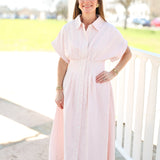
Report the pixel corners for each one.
[83,5,92,8]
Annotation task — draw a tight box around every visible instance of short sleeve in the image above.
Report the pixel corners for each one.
[109,27,128,62]
[51,25,69,64]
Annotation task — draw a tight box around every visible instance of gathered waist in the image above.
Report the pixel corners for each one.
[67,59,105,76]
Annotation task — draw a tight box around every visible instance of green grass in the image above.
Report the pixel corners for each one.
[0,19,160,54]
[0,19,66,51]
[117,27,160,54]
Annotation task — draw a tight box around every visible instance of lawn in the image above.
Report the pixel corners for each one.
[0,19,66,51]
[118,27,160,54]
[0,19,160,54]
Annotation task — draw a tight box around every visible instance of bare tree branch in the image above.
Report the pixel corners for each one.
[115,0,133,29]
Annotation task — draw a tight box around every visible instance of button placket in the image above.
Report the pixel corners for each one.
[72,26,90,160]
[76,40,89,160]
[72,59,86,160]
[83,30,89,107]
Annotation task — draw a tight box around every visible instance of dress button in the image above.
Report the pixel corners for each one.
[77,124,80,128]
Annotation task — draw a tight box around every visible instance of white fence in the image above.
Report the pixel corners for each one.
[108,48,160,160]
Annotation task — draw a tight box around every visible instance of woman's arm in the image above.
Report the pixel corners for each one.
[96,46,132,83]
[111,46,132,76]
[55,58,68,109]
[57,58,68,88]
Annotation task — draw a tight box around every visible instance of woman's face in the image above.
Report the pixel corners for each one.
[78,0,98,14]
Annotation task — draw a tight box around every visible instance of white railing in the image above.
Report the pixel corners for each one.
[107,48,160,160]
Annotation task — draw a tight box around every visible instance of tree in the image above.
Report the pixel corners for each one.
[42,0,55,12]
[55,0,68,19]
[117,0,133,29]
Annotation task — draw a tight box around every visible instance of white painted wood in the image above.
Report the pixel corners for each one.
[156,121,160,160]
[132,56,147,160]
[116,141,133,160]
[113,76,118,122]
[116,67,126,147]
[107,61,118,121]
[124,55,136,157]
[68,0,76,21]
[108,60,121,127]
[143,60,160,160]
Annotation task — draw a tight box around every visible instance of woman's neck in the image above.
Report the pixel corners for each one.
[80,13,98,26]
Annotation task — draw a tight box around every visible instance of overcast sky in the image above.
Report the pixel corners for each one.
[0,0,61,11]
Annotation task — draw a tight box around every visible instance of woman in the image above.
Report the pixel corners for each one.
[49,0,132,159]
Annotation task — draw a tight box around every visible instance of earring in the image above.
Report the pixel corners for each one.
[96,4,99,8]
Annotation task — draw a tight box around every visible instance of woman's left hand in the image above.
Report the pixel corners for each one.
[96,70,117,83]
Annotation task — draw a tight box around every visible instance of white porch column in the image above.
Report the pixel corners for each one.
[68,0,76,21]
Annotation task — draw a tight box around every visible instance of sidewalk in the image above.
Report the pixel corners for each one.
[0,51,125,160]
[0,98,125,160]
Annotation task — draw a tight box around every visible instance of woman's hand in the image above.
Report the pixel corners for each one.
[96,70,117,83]
[55,90,64,109]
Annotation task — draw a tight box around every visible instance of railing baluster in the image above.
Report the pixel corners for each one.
[109,61,118,123]
[116,66,126,147]
[143,60,160,160]
[156,121,160,160]
[132,56,147,160]
[124,55,136,157]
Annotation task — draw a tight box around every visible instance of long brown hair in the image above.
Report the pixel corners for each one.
[73,0,106,21]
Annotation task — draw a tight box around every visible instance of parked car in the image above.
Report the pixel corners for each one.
[132,18,151,27]
[151,17,160,27]
[46,15,56,19]
[18,15,29,19]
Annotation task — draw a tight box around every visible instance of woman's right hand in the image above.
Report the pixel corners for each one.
[55,90,64,109]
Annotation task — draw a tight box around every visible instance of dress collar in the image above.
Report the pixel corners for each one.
[74,14,105,31]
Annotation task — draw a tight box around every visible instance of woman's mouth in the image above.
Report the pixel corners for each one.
[83,5,92,9]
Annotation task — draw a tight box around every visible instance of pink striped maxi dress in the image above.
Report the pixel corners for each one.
[49,14,128,160]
